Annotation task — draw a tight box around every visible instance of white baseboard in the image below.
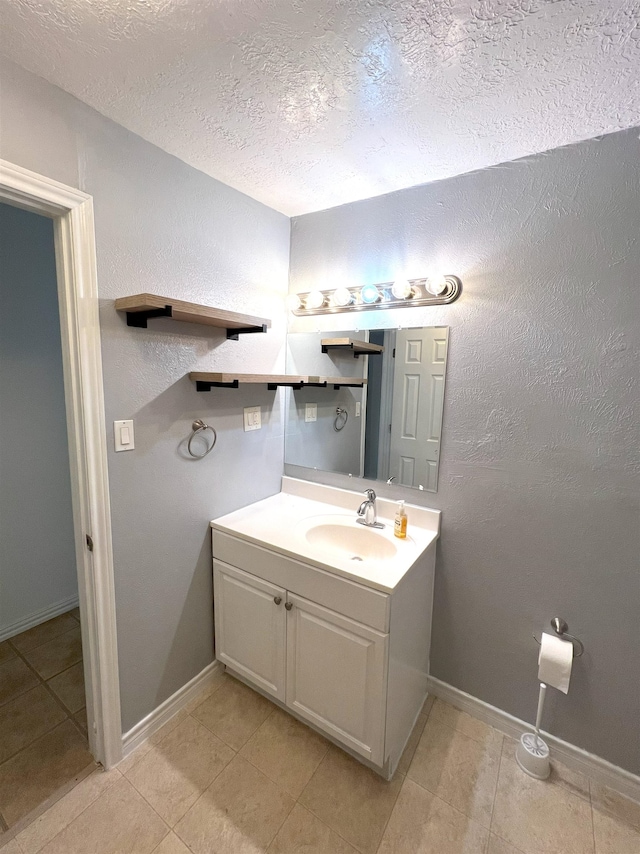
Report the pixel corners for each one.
[121,660,222,759]
[0,595,79,643]
[427,676,640,804]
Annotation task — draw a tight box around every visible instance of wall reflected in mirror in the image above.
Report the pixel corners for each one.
[284,327,449,492]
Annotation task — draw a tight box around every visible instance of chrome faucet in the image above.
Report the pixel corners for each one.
[357,489,384,529]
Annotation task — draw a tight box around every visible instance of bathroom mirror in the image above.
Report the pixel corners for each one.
[284,327,449,492]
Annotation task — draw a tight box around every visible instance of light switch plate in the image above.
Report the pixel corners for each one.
[305,403,317,422]
[355,402,361,417]
[114,420,134,451]
[244,406,261,432]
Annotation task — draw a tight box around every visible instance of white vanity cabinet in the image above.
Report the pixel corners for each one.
[212,507,437,778]
[214,557,388,764]
[214,562,286,702]
[285,592,388,765]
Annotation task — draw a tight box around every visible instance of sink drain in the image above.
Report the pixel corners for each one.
[350,555,364,561]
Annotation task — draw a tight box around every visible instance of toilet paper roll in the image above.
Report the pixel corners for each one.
[538,632,573,694]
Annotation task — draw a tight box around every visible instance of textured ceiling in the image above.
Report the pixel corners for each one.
[1,1,639,215]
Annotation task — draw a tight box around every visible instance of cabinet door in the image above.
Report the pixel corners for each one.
[285,593,388,765]
[213,560,286,701]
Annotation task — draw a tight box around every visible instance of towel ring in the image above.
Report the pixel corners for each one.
[187,419,217,459]
[333,407,348,432]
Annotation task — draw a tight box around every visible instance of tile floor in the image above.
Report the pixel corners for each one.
[0,610,94,830]
[1,671,638,854]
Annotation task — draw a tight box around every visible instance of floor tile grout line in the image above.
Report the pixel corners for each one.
[5,641,85,740]
[0,619,92,831]
[2,760,99,847]
[263,788,296,853]
[406,756,498,833]
[295,741,334,805]
[265,802,347,854]
[295,755,405,854]
[428,708,504,751]
[589,777,598,854]
[299,798,372,854]
[122,720,239,832]
[16,769,130,854]
[240,735,330,802]
[190,709,269,754]
[8,624,82,665]
[404,767,504,836]
[4,618,76,657]
[371,772,406,854]
[488,736,504,840]
[6,636,81,706]
[0,662,85,771]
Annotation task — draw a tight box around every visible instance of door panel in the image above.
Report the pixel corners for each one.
[389,327,448,490]
[213,560,286,700]
[285,593,387,764]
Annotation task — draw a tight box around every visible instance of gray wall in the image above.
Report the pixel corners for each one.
[0,58,290,732]
[285,331,365,475]
[0,203,77,636]
[289,128,640,774]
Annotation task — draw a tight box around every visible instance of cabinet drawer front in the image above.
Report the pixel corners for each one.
[213,531,390,631]
[213,561,286,701]
[285,593,387,766]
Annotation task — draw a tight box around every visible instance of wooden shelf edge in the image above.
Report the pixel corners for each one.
[115,293,270,337]
[321,337,384,357]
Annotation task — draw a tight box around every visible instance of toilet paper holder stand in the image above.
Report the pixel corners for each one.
[533,617,584,658]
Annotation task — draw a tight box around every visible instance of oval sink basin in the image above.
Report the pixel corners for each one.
[303,521,398,562]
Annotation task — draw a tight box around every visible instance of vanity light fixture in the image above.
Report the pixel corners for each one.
[424,275,448,296]
[286,293,303,311]
[289,275,462,316]
[305,290,326,310]
[332,287,353,307]
[391,279,414,300]
[360,284,381,304]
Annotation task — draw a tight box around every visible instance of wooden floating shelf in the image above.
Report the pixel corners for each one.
[321,337,384,358]
[189,372,367,392]
[115,294,270,340]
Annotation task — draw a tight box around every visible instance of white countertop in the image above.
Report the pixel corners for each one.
[211,478,440,593]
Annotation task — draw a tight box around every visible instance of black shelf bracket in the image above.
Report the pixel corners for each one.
[321,343,361,358]
[267,382,303,390]
[226,324,268,341]
[195,380,240,391]
[126,306,173,328]
[333,382,364,389]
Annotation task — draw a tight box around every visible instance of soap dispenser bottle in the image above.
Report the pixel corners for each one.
[394,500,407,539]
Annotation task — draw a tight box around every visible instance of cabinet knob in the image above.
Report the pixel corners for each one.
[285,602,293,611]
[274,596,282,605]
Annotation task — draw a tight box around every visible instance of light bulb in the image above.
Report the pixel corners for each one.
[391,279,414,300]
[425,275,448,296]
[332,287,352,307]
[360,284,380,304]
[286,293,302,311]
[305,290,325,310]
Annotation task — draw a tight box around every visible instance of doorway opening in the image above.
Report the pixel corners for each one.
[0,202,96,829]
[0,160,121,835]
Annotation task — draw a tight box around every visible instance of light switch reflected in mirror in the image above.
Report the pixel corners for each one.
[284,327,449,492]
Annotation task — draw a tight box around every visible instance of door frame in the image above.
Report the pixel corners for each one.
[0,159,122,768]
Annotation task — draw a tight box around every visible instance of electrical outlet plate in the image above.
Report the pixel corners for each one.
[244,406,261,431]
[305,403,317,422]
